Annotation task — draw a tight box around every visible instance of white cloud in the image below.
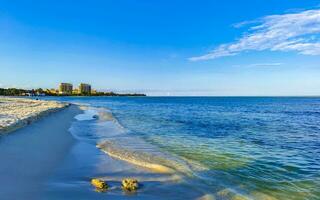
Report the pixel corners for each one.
[189,9,320,61]
[232,62,283,68]
[232,19,260,28]
[249,63,283,67]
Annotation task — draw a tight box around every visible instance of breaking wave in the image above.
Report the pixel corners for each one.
[72,106,207,177]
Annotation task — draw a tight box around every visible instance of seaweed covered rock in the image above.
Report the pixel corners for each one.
[122,178,139,191]
[91,178,108,191]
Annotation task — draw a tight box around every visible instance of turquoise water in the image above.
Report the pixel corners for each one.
[43,97,320,199]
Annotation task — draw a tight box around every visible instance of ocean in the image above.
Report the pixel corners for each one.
[42,96,320,200]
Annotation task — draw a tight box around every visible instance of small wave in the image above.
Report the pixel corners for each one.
[96,110,114,121]
[72,107,174,173]
[97,141,176,174]
[96,109,126,132]
[74,109,98,121]
[74,107,118,122]
[74,106,207,178]
[100,174,182,183]
[96,140,207,177]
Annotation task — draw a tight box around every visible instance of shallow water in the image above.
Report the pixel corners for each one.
[40,97,320,199]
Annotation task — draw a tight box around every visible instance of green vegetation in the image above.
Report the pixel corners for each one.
[0,88,29,96]
[90,91,146,97]
[0,88,146,97]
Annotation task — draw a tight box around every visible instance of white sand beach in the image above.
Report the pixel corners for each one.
[0,97,68,134]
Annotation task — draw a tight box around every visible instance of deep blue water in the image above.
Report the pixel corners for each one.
[41,97,320,199]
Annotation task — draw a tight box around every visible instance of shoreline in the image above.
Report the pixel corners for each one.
[0,97,276,199]
[0,101,206,199]
[0,97,69,134]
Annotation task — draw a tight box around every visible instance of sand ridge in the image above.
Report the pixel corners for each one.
[0,97,68,134]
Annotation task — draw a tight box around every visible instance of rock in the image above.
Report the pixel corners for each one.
[122,178,139,191]
[91,178,108,191]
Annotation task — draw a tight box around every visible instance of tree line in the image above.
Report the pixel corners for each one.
[0,88,146,97]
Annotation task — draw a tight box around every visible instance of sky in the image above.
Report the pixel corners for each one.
[1,0,320,96]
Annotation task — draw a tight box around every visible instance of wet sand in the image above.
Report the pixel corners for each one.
[0,105,81,199]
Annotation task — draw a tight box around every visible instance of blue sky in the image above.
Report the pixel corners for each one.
[1,0,320,96]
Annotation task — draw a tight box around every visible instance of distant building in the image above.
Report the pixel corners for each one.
[91,89,97,95]
[49,88,58,94]
[59,83,73,95]
[79,83,91,94]
[72,88,80,95]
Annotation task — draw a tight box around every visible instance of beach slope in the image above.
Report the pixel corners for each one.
[0,97,68,134]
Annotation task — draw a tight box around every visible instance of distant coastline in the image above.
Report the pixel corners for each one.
[0,88,146,97]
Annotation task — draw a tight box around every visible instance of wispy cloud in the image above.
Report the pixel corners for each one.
[248,62,283,67]
[232,19,260,28]
[189,9,320,61]
[232,62,283,68]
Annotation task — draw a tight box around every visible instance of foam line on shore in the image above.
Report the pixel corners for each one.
[100,174,182,183]
[97,141,175,174]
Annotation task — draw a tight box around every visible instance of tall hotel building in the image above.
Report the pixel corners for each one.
[59,83,73,95]
[79,83,91,94]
